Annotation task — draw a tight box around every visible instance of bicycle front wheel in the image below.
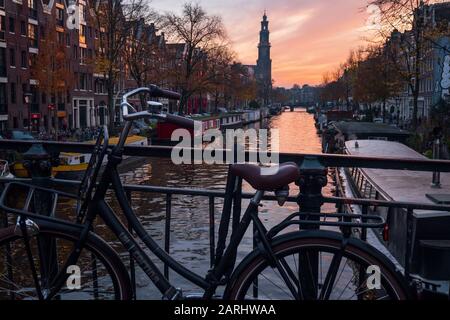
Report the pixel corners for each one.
[225,231,410,300]
[0,223,132,300]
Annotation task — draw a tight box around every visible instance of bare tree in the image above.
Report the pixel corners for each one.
[31,15,75,135]
[124,18,167,108]
[368,0,448,129]
[162,2,227,114]
[90,0,150,129]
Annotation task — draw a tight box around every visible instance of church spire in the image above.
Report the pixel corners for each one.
[256,11,272,106]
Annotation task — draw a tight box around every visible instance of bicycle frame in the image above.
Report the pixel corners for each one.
[8,134,267,300]
[64,146,269,299]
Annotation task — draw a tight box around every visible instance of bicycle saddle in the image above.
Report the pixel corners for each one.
[230,162,300,191]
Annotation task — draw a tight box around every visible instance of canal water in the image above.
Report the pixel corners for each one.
[102,110,334,299]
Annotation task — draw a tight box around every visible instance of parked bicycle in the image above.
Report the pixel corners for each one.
[0,86,410,300]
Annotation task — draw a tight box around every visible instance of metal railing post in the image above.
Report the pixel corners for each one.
[296,156,328,300]
[22,143,60,294]
[164,193,172,279]
[208,196,215,267]
[125,189,137,300]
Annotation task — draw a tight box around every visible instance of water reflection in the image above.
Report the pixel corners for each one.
[108,110,334,298]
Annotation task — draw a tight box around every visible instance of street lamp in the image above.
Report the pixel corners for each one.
[24,92,33,132]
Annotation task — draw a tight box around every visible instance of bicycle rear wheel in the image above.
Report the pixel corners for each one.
[0,223,132,300]
[225,231,410,300]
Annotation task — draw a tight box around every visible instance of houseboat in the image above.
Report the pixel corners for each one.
[220,113,244,130]
[13,135,148,180]
[241,109,262,125]
[155,110,265,145]
[322,121,411,153]
[342,139,450,294]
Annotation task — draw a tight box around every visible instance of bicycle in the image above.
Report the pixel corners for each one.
[0,86,411,300]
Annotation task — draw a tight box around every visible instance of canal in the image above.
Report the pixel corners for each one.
[103,110,334,299]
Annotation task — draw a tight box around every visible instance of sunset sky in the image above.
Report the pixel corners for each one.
[150,0,373,88]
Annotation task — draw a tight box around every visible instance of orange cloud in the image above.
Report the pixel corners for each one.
[151,0,372,87]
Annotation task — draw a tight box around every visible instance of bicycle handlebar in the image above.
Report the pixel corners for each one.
[148,85,181,100]
[117,86,196,150]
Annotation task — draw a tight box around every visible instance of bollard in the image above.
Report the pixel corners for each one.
[431,138,441,188]
[23,143,60,295]
[296,156,328,300]
[296,156,328,222]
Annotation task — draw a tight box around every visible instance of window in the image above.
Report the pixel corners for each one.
[28,53,36,68]
[73,45,78,59]
[79,73,87,90]
[0,48,5,77]
[41,92,46,104]
[80,47,86,64]
[20,21,26,36]
[66,33,70,46]
[57,31,64,44]
[0,16,5,41]
[0,83,7,114]
[9,48,15,67]
[79,4,86,21]
[57,8,64,27]
[21,51,27,68]
[28,24,38,47]
[8,17,15,33]
[10,83,16,104]
[28,0,38,19]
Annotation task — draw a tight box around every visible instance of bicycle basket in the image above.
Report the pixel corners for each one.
[76,126,109,220]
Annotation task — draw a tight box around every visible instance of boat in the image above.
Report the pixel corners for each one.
[322,121,411,153]
[306,106,316,114]
[220,113,243,130]
[155,110,264,145]
[341,139,450,295]
[0,160,14,179]
[241,109,262,125]
[13,135,148,180]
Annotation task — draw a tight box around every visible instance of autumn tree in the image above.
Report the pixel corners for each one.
[31,15,75,134]
[162,2,227,114]
[368,0,449,128]
[353,45,403,121]
[205,46,234,113]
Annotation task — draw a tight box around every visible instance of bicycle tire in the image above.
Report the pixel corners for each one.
[0,222,132,300]
[225,230,411,300]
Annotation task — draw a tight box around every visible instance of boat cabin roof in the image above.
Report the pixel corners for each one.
[333,122,410,139]
[345,140,450,217]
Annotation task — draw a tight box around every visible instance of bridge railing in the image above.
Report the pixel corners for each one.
[1,139,450,298]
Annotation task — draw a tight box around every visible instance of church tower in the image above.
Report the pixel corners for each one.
[256,12,272,106]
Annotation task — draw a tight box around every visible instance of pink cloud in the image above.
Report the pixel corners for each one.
[151,0,371,87]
